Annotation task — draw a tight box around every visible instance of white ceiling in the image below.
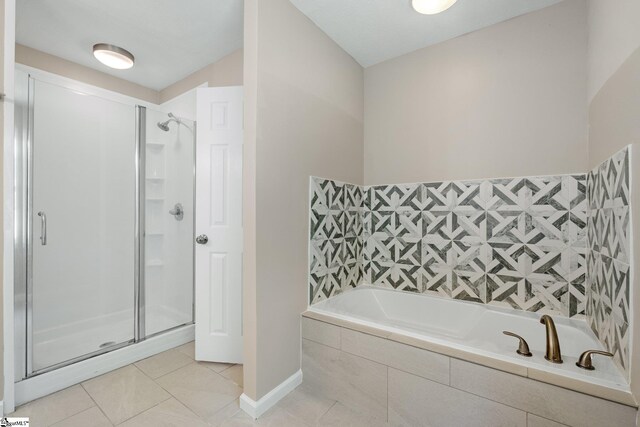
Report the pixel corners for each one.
[16,0,243,91]
[289,0,563,67]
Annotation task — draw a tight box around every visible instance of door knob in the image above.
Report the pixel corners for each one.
[195,234,209,245]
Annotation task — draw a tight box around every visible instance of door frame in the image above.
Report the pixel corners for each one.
[3,0,17,414]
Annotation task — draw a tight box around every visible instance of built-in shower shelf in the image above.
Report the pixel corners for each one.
[146,259,164,267]
[146,176,164,181]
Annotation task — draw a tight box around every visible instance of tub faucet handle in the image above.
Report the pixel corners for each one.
[503,331,532,357]
[576,350,613,370]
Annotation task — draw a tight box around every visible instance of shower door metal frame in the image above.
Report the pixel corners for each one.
[14,69,196,382]
[134,105,146,342]
[16,74,146,378]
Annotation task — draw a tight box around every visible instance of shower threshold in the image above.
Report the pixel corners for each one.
[15,323,194,406]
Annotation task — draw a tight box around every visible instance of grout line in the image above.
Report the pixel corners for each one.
[136,354,195,381]
[386,365,389,422]
[320,400,338,420]
[80,382,119,426]
[525,412,570,427]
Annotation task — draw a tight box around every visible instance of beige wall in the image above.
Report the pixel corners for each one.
[588,47,640,168]
[586,0,640,404]
[159,49,243,103]
[363,0,588,185]
[587,0,640,167]
[243,0,363,400]
[16,44,160,104]
[587,0,640,103]
[15,44,244,105]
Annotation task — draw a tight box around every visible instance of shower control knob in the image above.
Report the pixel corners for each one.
[195,234,209,245]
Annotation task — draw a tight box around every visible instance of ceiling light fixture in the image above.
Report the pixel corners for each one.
[92,43,135,69]
[412,0,458,15]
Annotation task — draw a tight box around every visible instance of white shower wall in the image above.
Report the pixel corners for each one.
[144,90,196,336]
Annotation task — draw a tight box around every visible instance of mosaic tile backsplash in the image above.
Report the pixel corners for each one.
[309,174,588,317]
[309,178,364,303]
[308,146,631,376]
[586,147,630,376]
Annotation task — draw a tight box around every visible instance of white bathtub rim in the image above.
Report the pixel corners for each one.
[313,285,593,332]
[307,286,630,393]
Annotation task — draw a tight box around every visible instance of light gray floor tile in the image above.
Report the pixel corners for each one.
[176,341,195,359]
[119,398,210,427]
[10,385,95,427]
[50,406,112,427]
[221,364,244,387]
[219,406,312,426]
[317,402,390,427]
[82,364,170,425]
[134,348,194,379]
[155,363,242,421]
[277,384,336,425]
[198,360,235,373]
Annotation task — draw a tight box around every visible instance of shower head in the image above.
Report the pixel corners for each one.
[157,112,185,132]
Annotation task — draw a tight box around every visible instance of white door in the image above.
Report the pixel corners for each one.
[195,86,244,363]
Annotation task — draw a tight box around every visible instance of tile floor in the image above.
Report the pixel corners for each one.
[10,341,388,426]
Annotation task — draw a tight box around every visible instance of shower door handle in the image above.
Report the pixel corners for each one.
[37,211,47,245]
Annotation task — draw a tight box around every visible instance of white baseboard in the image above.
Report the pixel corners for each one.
[239,370,303,419]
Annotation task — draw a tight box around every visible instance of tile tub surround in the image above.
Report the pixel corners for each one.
[309,174,588,317]
[301,316,638,426]
[586,147,631,377]
[309,177,365,303]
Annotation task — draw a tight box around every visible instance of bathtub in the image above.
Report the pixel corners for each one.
[307,286,631,397]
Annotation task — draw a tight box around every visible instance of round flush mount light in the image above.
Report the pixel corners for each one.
[412,0,458,15]
[92,43,135,69]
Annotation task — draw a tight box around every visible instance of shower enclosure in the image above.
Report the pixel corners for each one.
[13,69,195,380]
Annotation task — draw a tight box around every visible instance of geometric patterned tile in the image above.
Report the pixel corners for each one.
[486,243,570,315]
[370,259,421,292]
[600,206,630,263]
[309,177,365,304]
[310,145,635,390]
[420,240,490,302]
[569,249,587,317]
[310,168,591,323]
[610,258,630,328]
[584,147,630,377]
[485,175,572,247]
[486,272,568,316]
[599,147,629,210]
[587,208,601,252]
[370,183,425,212]
[448,242,489,303]
[421,239,454,297]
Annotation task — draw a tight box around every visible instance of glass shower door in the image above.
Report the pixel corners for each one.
[29,78,136,373]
